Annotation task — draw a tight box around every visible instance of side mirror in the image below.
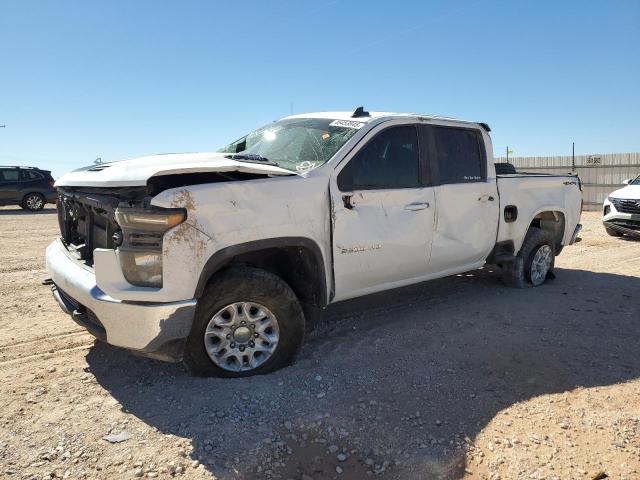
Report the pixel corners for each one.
[234,140,247,153]
[622,179,632,185]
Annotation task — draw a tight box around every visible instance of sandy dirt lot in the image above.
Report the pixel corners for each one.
[0,208,638,480]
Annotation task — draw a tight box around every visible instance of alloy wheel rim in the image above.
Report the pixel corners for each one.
[530,244,553,286]
[27,195,43,210]
[203,302,280,372]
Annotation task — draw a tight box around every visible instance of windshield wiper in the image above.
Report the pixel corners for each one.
[225,153,279,167]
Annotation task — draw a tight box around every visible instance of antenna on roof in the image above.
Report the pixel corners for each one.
[351,106,370,118]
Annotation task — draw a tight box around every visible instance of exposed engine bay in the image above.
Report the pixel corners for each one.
[56,171,270,264]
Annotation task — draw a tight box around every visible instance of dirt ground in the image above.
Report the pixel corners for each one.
[0,208,638,480]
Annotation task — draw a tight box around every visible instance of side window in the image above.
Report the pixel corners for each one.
[431,127,485,184]
[0,169,19,181]
[19,170,42,181]
[338,126,420,190]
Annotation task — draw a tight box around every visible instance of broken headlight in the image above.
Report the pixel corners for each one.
[114,207,186,287]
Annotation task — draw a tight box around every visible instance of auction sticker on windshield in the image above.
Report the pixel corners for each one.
[329,119,366,129]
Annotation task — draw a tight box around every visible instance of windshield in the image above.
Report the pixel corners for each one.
[630,175,640,185]
[218,118,363,173]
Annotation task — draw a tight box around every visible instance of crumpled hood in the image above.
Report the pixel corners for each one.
[55,152,295,187]
[609,184,640,200]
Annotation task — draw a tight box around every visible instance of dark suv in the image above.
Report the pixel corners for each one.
[0,166,57,211]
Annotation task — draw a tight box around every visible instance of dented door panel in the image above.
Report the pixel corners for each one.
[428,181,499,274]
[330,187,435,301]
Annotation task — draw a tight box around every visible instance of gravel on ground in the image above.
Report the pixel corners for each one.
[0,208,638,480]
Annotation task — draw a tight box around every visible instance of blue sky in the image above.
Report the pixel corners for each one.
[1,0,639,178]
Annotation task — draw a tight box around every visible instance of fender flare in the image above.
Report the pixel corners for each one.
[194,237,328,306]
[514,207,567,254]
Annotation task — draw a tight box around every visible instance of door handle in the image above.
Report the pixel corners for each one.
[405,202,429,211]
[478,195,495,202]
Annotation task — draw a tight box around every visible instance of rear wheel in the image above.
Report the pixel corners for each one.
[502,227,556,288]
[604,225,622,237]
[21,192,45,211]
[527,243,554,286]
[183,266,305,377]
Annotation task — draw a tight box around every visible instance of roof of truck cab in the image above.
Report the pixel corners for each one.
[283,111,486,129]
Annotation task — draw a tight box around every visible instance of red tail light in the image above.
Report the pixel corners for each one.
[48,180,55,187]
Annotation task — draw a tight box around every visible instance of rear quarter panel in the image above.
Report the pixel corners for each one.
[496,175,582,253]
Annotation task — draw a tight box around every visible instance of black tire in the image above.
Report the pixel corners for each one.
[183,266,305,377]
[21,192,46,211]
[502,227,556,288]
[604,225,622,237]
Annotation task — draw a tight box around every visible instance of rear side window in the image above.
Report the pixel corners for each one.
[0,169,19,181]
[338,125,420,190]
[431,127,485,184]
[19,170,43,181]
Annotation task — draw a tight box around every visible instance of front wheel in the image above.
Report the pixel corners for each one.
[183,267,305,377]
[21,192,46,211]
[502,227,556,288]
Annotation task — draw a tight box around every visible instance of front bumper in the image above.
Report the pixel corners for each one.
[46,239,197,362]
[603,201,640,238]
[603,218,640,237]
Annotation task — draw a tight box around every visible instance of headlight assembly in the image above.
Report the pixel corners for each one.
[115,209,186,231]
[114,207,186,287]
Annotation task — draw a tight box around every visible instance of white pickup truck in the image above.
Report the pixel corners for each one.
[46,108,583,377]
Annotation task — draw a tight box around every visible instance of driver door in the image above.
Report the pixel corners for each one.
[330,123,435,302]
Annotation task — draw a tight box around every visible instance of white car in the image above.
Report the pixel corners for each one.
[603,176,640,237]
[46,108,583,377]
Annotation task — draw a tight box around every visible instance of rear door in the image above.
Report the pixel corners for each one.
[0,168,20,202]
[18,168,45,196]
[421,124,499,274]
[330,122,435,301]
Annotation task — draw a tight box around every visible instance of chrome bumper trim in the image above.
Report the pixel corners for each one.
[569,223,582,245]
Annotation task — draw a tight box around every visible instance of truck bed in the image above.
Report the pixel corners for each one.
[495,172,582,252]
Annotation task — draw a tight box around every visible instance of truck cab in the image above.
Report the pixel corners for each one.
[329,117,499,301]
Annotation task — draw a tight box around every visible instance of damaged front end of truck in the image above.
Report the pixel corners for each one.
[47,153,296,361]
